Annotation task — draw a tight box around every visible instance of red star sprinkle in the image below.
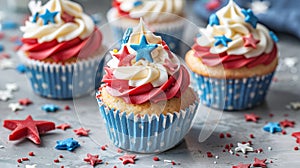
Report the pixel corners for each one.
[84,153,102,166]
[119,154,136,165]
[3,115,55,144]
[56,123,71,131]
[253,158,267,168]
[18,98,32,106]
[280,119,295,128]
[113,45,135,66]
[73,127,90,136]
[243,34,260,49]
[244,113,260,122]
[232,163,251,168]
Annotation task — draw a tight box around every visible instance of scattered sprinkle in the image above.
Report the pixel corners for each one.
[207,152,213,158]
[22,157,29,161]
[64,105,70,110]
[253,157,267,167]
[119,154,136,165]
[8,102,24,112]
[5,83,18,92]
[153,156,160,161]
[250,134,255,139]
[286,102,300,110]
[219,133,225,138]
[235,143,254,154]
[268,147,272,151]
[16,64,27,73]
[84,153,103,166]
[101,145,106,151]
[55,138,80,151]
[54,159,59,163]
[56,123,71,131]
[28,152,35,156]
[41,104,60,112]
[244,113,260,122]
[280,119,295,128]
[73,127,90,136]
[263,122,282,133]
[294,146,299,151]
[19,98,33,106]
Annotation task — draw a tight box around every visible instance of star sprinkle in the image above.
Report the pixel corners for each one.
[73,127,90,136]
[241,9,258,28]
[235,143,254,154]
[250,0,270,15]
[39,9,58,25]
[280,119,295,128]
[55,138,80,151]
[122,28,133,44]
[3,115,55,144]
[8,103,24,112]
[209,13,220,26]
[0,90,13,101]
[16,64,27,73]
[253,158,267,168]
[130,35,158,63]
[263,122,282,133]
[119,154,136,165]
[83,153,103,166]
[243,34,260,48]
[41,104,60,112]
[214,35,232,47]
[244,113,260,122]
[0,59,14,69]
[56,123,71,131]
[269,31,279,43]
[232,163,251,168]
[283,57,298,68]
[19,98,32,106]
[292,132,300,144]
[286,102,300,110]
[5,83,18,92]
[113,45,135,66]
[25,164,37,168]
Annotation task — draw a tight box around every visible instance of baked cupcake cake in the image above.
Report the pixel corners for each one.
[96,19,198,153]
[107,0,186,53]
[185,0,279,110]
[18,0,105,99]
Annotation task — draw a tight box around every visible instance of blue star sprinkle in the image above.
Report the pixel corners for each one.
[41,104,60,112]
[134,1,143,7]
[16,64,27,73]
[209,13,220,26]
[122,28,133,44]
[269,31,279,43]
[214,35,232,47]
[241,9,258,28]
[55,138,80,151]
[263,122,282,133]
[130,35,158,63]
[32,12,39,23]
[39,9,59,25]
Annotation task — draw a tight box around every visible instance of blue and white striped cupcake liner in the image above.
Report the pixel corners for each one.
[192,72,275,111]
[96,93,199,153]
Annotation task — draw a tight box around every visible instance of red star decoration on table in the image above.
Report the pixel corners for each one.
[56,123,71,131]
[113,45,135,66]
[253,158,267,168]
[83,153,102,166]
[232,163,251,168]
[292,132,300,144]
[280,119,295,128]
[73,127,90,136]
[119,154,136,165]
[18,98,32,106]
[3,115,55,144]
[244,113,260,122]
[243,34,260,49]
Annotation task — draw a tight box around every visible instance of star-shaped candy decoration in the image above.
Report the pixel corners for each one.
[263,122,282,133]
[209,13,220,26]
[244,113,260,122]
[39,9,59,25]
[130,35,158,63]
[214,35,232,47]
[235,143,254,154]
[83,153,103,166]
[253,157,267,168]
[0,59,14,70]
[5,83,18,92]
[25,164,37,168]
[232,163,251,168]
[41,104,60,112]
[56,123,71,131]
[0,90,13,101]
[3,115,55,144]
[243,34,260,49]
[73,127,90,136]
[286,102,300,110]
[241,9,258,28]
[19,98,32,106]
[113,45,135,66]
[250,0,270,15]
[280,119,295,128]
[119,154,136,165]
[8,103,24,112]
[291,132,300,144]
[55,138,80,151]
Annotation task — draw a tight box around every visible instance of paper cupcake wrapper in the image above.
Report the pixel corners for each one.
[192,72,275,111]
[96,94,198,153]
[19,52,105,99]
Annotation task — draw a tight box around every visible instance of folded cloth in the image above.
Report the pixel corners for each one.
[193,0,300,39]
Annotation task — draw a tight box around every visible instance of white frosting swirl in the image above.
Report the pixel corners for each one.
[116,0,185,23]
[20,0,95,43]
[196,0,274,58]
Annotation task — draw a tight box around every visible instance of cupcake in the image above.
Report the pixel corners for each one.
[185,0,279,111]
[96,19,198,153]
[107,0,186,54]
[18,0,105,99]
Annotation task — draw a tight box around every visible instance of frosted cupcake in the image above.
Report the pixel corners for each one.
[185,0,278,110]
[107,0,186,53]
[96,19,198,153]
[18,0,105,99]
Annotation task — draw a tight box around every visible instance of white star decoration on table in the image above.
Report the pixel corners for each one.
[235,143,254,154]
[8,103,24,112]
[0,90,13,101]
[25,164,37,168]
[0,59,14,70]
[249,0,270,15]
[5,83,18,92]
[287,102,300,110]
[284,57,298,68]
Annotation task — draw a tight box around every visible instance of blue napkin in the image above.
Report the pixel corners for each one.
[193,0,300,39]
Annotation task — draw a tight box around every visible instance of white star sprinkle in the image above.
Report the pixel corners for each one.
[0,59,14,70]
[25,164,37,168]
[0,90,13,101]
[250,0,270,15]
[235,143,254,154]
[287,102,300,110]
[5,83,19,92]
[284,57,298,68]
[8,103,24,112]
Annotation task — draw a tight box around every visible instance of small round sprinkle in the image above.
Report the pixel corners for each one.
[215,155,219,159]
[113,49,118,53]
[101,145,106,151]
[17,159,22,163]
[28,152,35,156]
[282,130,287,135]
[59,155,64,158]
[153,156,160,161]
[214,161,217,164]
[54,159,59,163]
[22,157,29,161]
[171,161,176,165]
[219,133,225,138]
[226,133,232,138]
[294,146,299,151]
[250,134,255,138]
[207,152,213,158]
[64,105,70,110]
[268,147,272,151]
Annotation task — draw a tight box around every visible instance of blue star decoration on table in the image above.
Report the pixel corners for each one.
[41,104,60,112]
[130,35,158,63]
[39,9,59,25]
[241,9,258,28]
[55,138,80,151]
[214,35,232,47]
[122,28,133,44]
[209,13,219,26]
[263,122,282,134]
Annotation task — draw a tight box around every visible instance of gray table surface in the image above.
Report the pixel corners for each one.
[0,0,300,167]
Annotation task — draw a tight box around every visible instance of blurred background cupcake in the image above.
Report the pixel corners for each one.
[106,0,186,54]
[18,0,105,99]
[96,19,198,153]
[185,0,279,111]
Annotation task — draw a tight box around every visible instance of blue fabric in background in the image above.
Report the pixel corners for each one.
[193,0,300,39]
